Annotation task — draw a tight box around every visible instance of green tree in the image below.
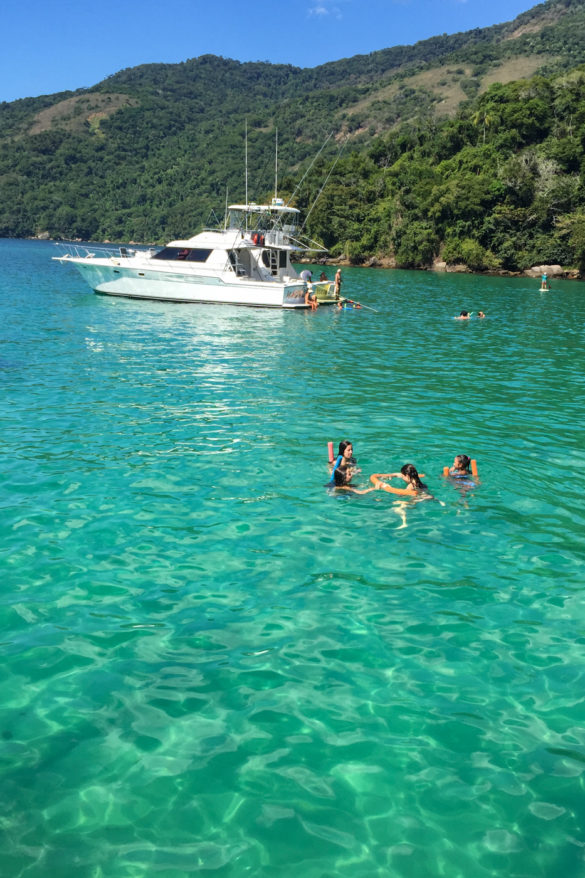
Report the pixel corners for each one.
[393,221,438,268]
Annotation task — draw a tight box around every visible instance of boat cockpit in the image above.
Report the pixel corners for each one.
[228,245,291,281]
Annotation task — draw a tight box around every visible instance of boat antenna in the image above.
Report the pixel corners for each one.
[300,136,348,233]
[224,186,229,231]
[205,208,222,228]
[271,131,335,235]
[283,131,334,211]
[274,127,278,200]
[245,118,248,231]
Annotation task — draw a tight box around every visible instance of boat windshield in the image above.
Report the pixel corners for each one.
[227,202,299,235]
[152,247,212,262]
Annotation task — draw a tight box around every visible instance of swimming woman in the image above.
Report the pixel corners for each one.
[443,456,479,500]
[444,455,478,479]
[448,455,472,477]
[331,440,358,478]
[331,467,376,495]
[369,464,429,496]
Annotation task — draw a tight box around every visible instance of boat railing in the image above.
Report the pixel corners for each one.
[54,243,116,259]
[287,233,328,253]
[54,243,156,260]
[239,228,326,252]
[264,230,285,247]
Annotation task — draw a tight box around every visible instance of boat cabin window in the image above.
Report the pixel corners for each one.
[152,247,212,262]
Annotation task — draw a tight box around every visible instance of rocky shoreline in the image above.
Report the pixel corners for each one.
[299,253,581,281]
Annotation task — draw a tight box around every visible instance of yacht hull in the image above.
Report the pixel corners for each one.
[60,258,310,309]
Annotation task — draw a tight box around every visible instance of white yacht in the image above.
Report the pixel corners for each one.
[53,199,336,309]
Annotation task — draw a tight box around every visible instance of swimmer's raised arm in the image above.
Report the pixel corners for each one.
[369,474,416,495]
[370,465,428,496]
[371,472,425,481]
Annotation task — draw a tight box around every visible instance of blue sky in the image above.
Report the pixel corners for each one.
[1,0,539,103]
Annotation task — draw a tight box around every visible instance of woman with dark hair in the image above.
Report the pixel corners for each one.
[331,466,375,495]
[369,464,429,496]
[337,440,356,466]
[329,440,358,481]
[449,454,471,476]
[443,455,479,495]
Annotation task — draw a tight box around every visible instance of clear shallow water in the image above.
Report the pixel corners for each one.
[1,238,585,877]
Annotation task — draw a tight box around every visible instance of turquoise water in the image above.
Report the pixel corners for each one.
[2,238,585,878]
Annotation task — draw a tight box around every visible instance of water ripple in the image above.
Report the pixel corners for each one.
[1,242,585,877]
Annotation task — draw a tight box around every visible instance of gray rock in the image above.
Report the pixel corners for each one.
[525,264,563,278]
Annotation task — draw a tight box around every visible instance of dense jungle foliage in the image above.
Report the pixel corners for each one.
[2,0,585,271]
[299,71,585,272]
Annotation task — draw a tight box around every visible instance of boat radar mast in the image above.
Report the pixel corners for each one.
[275,128,278,202]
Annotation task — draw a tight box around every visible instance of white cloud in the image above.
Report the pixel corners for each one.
[307,1,344,18]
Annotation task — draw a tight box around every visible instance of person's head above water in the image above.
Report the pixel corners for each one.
[460,310,469,317]
[338,440,354,460]
[400,463,426,489]
[333,467,352,487]
[453,454,471,473]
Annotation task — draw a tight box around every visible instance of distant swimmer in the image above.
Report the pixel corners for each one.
[477,311,485,318]
[455,310,471,320]
[370,464,429,497]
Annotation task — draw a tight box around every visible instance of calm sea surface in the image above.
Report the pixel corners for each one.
[1,238,585,878]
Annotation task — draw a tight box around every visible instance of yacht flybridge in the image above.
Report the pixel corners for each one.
[53,198,337,309]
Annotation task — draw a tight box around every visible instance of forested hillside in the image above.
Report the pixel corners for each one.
[2,0,585,272]
[300,70,585,273]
